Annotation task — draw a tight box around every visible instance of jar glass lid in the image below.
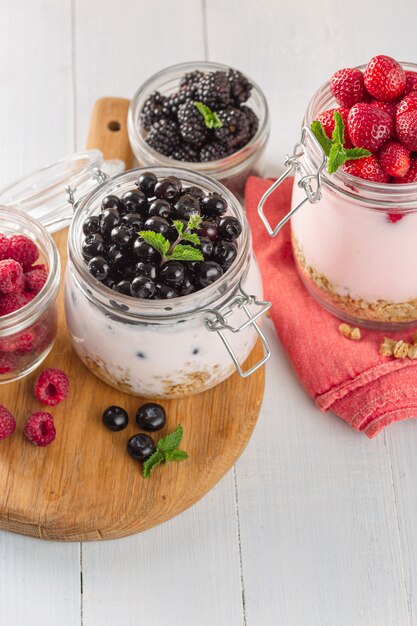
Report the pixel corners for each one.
[0,150,124,233]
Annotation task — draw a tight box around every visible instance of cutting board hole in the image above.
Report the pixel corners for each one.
[108,120,121,132]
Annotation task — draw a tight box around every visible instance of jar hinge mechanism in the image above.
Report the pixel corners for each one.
[65,167,110,209]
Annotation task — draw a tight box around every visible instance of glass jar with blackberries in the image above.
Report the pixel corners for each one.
[65,167,271,398]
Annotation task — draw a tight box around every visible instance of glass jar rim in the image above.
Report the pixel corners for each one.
[127,60,270,178]
[304,61,417,210]
[0,207,61,335]
[68,165,251,320]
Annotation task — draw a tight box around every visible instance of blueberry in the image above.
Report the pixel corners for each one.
[82,233,105,260]
[137,172,157,197]
[218,216,242,241]
[135,261,159,281]
[101,195,124,212]
[110,225,134,248]
[212,240,237,269]
[195,236,213,259]
[100,208,120,237]
[133,237,161,262]
[148,199,172,220]
[82,215,100,236]
[106,244,133,270]
[88,256,110,281]
[154,283,178,299]
[102,405,129,431]
[198,220,218,241]
[121,213,145,232]
[174,194,200,220]
[182,186,205,200]
[122,190,148,217]
[178,273,195,296]
[113,280,132,295]
[196,261,223,287]
[127,433,156,461]
[160,261,185,287]
[200,193,228,217]
[136,403,166,432]
[144,216,171,237]
[131,276,156,299]
[154,176,182,202]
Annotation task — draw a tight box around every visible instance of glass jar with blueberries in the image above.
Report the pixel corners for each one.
[65,167,271,398]
[128,62,270,201]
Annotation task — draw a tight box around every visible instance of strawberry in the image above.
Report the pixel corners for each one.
[393,155,417,183]
[342,155,389,182]
[378,141,410,177]
[347,103,393,152]
[315,108,352,147]
[364,55,406,101]
[396,110,417,150]
[369,99,397,124]
[329,68,365,108]
[387,213,404,223]
[404,71,417,95]
[396,93,417,118]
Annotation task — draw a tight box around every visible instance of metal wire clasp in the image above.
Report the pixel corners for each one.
[258,126,327,237]
[65,167,109,209]
[202,281,272,378]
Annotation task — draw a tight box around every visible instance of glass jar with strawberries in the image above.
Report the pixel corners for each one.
[0,207,60,383]
[259,55,417,330]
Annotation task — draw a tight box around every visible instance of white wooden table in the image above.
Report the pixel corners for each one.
[1,1,417,624]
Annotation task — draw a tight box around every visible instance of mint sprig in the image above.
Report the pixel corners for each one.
[311,111,371,174]
[143,425,188,478]
[139,215,204,263]
[194,101,223,129]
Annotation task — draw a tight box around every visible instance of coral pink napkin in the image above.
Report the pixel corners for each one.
[245,175,417,438]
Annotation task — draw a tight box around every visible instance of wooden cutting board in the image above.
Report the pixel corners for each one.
[0,98,266,541]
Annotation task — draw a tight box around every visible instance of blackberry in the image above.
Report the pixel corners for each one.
[199,141,231,162]
[196,71,231,109]
[140,91,169,131]
[146,119,180,157]
[214,107,250,150]
[177,101,209,148]
[165,88,194,118]
[227,69,252,105]
[171,144,199,162]
[180,70,204,91]
[240,105,259,138]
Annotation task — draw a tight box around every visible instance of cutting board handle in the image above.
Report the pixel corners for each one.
[86,97,134,169]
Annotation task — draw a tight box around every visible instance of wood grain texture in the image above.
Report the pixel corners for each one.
[0,96,265,542]
[86,97,133,166]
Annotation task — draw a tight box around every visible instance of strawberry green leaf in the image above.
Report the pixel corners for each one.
[332,110,345,146]
[345,147,372,161]
[310,120,332,156]
[328,143,347,174]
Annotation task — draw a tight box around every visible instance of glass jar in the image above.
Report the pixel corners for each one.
[258,62,417,330]
[128,62,270,201]
[65,167,271,398]
[0,208,60,383]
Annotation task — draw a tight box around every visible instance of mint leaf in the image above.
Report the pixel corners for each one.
[167,244,204,262]
[165,449,189,461]
[345,147,372,161]
[181,232,200,245]
[310,120,332,156]
[194,102,223,129]
[187,214,203,232]
[157,425,184,453]
[332,110,345,146]
[139,231,170,257]
[173,220,184,237]
[143,450,164,478]
[328,143,347,174]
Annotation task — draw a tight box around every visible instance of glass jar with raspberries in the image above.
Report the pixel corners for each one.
[259,55,417,330]
[128,62,269,200]
[65,167,271,398]
[0,208,60,382]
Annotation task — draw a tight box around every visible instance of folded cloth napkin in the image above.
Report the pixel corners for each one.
[245,175,417,438]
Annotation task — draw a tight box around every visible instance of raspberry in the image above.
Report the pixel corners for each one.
[378,141,410,178]
[0,293,25,316]
[363,55,406,102]
[0,352,18,374]
[342,155,389,183]
[0,259,24,295]
[0,405,16,440]
[404,70,417,95]
[329,67,365,107]
[24,411,56,447]
[25,264,48,294]
[8,235,39,270]
[393,156,417,183]
[315,107,353,147]
[396,110,417,150]
[34,368,69,406]
[347,102,393,152]
[0,234,9,260]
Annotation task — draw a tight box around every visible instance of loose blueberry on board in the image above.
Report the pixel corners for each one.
[127,433,156,462]
[136,403,167,432]
[102,406,129,431]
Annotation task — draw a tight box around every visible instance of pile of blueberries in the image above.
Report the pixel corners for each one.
[81,171,242,300]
